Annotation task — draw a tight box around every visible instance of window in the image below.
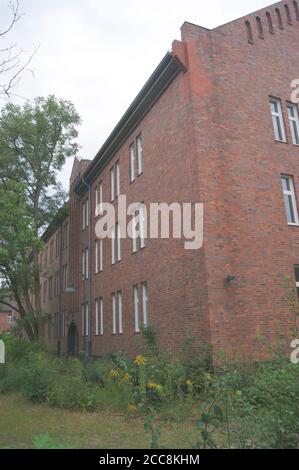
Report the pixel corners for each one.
[110,162,120,200]
[141,282,148,327]
[50,240,54,263]
[7,314,13,324]
[62,264,68,291]
[130,135,143,182]
[43,280,47,303]
[134,283,149,333]
[281,175,299,225]
[287,103,299,145]
[48,315,52,339]
[61,311,67,337]
[62,223,68,250]
[82,199,89,229]
[116,161,120,197]
[110,167,115,201]
[137,135,143,175]
[55,233,60,258]
[111,227,115,265]
[133,285,139,333]
[130,143,135,182]
[95,298,103,336]
[116,222,121,262]
[54,272,60,296]
[82,248,89,279]
[270,98,286,142]
[295,266,299,299]
[294,1,299,21]
[95,182,103,216]
[112,291,122,335]
[95,239,103,273]
[48,276,53,300]
[131,204,146,253]
[81,303,89,337]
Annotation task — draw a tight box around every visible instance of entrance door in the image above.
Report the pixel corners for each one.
[67,323,78,356]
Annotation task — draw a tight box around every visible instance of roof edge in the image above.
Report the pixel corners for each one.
[74,51,187,196]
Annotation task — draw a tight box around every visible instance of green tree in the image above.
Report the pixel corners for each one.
[0,95,80,340]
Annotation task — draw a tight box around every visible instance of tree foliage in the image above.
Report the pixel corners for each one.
[0,95,81,340]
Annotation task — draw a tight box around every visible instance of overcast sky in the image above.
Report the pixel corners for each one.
[0,0,274,190]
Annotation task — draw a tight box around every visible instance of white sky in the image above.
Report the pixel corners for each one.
[0,0,274,190]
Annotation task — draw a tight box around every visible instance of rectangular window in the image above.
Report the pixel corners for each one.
[112,293,116,334]
[95,182,103,216]
[116,161,120,197]
[50,240,54,263]
[270,98,286,142]
[116,222,121,262]
[111,227,115,265]
[295,266,299,300]
[117,291,123,334]
[61,311,67,337]
[82,248,89,279]
[110,167,115,201]
[48,276,53,300]
[81,303,89,337]
[7,314,13,324]
[130,143,135,182]
[55,233,60,258]
[133,285,139,333]
[112,291,122,334]
[43,280,47,303]
[95,240,98,274]
[137,135,143,175]
[132,204,146,252]
[281,175,299,225]
[141,282,148,326]
[287,103,299,145]
[95,298,103,336]
[82,199,89,229]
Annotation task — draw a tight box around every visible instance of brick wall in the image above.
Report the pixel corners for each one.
[42,0,299,362]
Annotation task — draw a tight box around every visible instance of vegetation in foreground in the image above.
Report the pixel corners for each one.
[0,330,299,449]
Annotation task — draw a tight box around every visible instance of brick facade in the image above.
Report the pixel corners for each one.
[41,1,299,362]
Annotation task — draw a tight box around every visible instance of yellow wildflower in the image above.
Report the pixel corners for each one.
[186,380,193,387]
[134,355,147,366]
[147,382,163,392]
[109,369,120,379]
[121,373,131,384]
[128,404,137,414]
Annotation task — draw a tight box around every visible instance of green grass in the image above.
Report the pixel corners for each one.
[0,394,200,449]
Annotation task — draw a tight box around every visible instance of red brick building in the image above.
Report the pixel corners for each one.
[41,0,299,361]
[0,307,16,335]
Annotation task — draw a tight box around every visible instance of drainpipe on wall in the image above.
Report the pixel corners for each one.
[82,177,92,357]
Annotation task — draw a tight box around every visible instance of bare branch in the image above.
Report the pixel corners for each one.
[0,0,20,38]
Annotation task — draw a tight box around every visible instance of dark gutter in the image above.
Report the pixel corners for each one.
[74,51,187,196]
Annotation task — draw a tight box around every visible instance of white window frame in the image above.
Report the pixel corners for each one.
[95,298,103,336]
[116,161,120,197]
[117,291,123,334]
[112,293,116,335]
[270,98,286,142]
[281,175,299,225]
[110,167,115,201]
[116,222,121,262]
[141,282,148,326]
[95,182,103,216]
[95,240,99,273]
[82,199,89,229]
[140,204,146,249]
[130,143,135,182]
[111,227,115,265]
[133,285,139,333]
[82,248,89,279]
[99,238,103,272]
[7,314,13,324]
[287,103,299,146]
[137,135,143,175]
